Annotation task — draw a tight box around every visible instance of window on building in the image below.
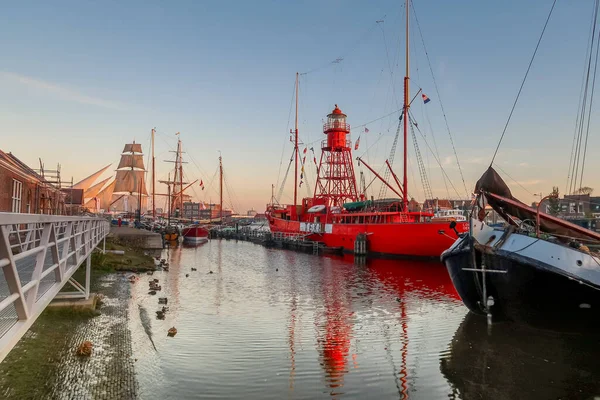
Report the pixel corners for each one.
[12,179,23,212]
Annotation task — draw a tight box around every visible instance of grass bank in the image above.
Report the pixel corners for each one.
[93,238,156,273]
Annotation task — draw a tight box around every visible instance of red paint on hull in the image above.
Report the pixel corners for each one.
[268,217,468,258]
[182,226,210,243]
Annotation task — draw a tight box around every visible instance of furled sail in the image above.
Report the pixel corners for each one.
[113,170,148,195]
[476,166,600,243]
[83,177,111,201]
[72,164,112,190]
[122,143,143,154]
[117,154,145,170]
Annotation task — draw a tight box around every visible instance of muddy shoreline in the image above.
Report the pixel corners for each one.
[0,271,138,400]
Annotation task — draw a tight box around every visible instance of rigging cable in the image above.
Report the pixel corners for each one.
[409,112,462,198]
[275,79,298,194]
[491,162,535,197]
[576,0,600,193]
[565,0,598,194]
[489,0,558,166]
[411,0,469,197]
[569,0,599,194]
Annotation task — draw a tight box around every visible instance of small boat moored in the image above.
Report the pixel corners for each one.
[182,225,209,244]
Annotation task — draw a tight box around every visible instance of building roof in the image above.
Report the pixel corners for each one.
[423,199,453,209]
[0,150,48,184]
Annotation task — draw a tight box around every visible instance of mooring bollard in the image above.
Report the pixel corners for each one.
[354,233,368,255]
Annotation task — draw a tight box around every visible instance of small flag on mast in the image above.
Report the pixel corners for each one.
[200,180,204,190]
[303,147,307,154]
[422,93,431,104]
[354,137,360,150]
[364,127,369,133]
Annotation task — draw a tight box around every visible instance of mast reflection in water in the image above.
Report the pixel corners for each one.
[129,240,595,399]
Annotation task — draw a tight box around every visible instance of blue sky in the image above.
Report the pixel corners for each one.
[1,0,598,212]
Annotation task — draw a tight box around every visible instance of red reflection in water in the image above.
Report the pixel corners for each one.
[368,259,460,301]
[312,257,459,397]
[316,261,354,395]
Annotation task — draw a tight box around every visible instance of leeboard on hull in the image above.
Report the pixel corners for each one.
[269,216,467,258]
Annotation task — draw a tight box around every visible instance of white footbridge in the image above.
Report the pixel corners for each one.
[0,213,110,363]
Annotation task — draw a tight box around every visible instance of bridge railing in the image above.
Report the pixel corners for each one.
[0,213,110,362]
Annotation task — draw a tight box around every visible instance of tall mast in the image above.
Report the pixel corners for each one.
[293,72,299,216]
[167,172,171,225]
[151,128,156,219]
[402,0,410,211]
[219,154,223,224]
[179,138,183,218]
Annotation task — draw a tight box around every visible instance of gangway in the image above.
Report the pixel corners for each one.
[0,213,110,363]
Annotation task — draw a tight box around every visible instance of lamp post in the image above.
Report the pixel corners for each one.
[537,192,557,238]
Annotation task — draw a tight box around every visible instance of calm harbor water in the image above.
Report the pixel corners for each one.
[128,240,600,399]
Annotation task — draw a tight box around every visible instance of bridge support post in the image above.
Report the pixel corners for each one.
[85,255,91,299]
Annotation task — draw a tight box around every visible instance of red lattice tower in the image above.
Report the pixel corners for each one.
[314,105,359,207]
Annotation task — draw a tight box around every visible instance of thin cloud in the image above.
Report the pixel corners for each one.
[0,71,123,110]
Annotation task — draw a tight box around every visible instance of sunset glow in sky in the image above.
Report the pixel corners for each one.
[2,0,598,212]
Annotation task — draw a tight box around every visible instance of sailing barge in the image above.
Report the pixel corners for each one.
[441,167,600,329]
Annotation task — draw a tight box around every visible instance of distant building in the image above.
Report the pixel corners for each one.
[182,202,202,219]
[247,208,257,217]
[423,198,472,212]
[198,204,233,221]
[254,213,267,221]
[538,194,594,218]
[0,150,66,214]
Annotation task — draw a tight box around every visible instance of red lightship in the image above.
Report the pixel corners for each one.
[266,3,467,258]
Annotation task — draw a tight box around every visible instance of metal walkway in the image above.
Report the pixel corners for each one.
[0,213,110,362]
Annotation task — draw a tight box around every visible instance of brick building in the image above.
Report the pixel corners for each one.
[0,150,66,214]
[182,202,202,219]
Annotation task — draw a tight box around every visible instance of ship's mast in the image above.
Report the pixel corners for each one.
[179,138,183,219]
[151,128,156,219]
[402,0,410,211]
[293,72,299,217]
[219,154,223,224]
[167,172,171,225]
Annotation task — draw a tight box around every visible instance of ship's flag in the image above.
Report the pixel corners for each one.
[303,147,307,154]
[354,136,360,150]
[299,181,303,188]
[364,127,369,133]
[422,93,431,104]
[200,180,204,190]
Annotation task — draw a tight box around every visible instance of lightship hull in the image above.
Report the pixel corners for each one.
[268,216,468,258]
